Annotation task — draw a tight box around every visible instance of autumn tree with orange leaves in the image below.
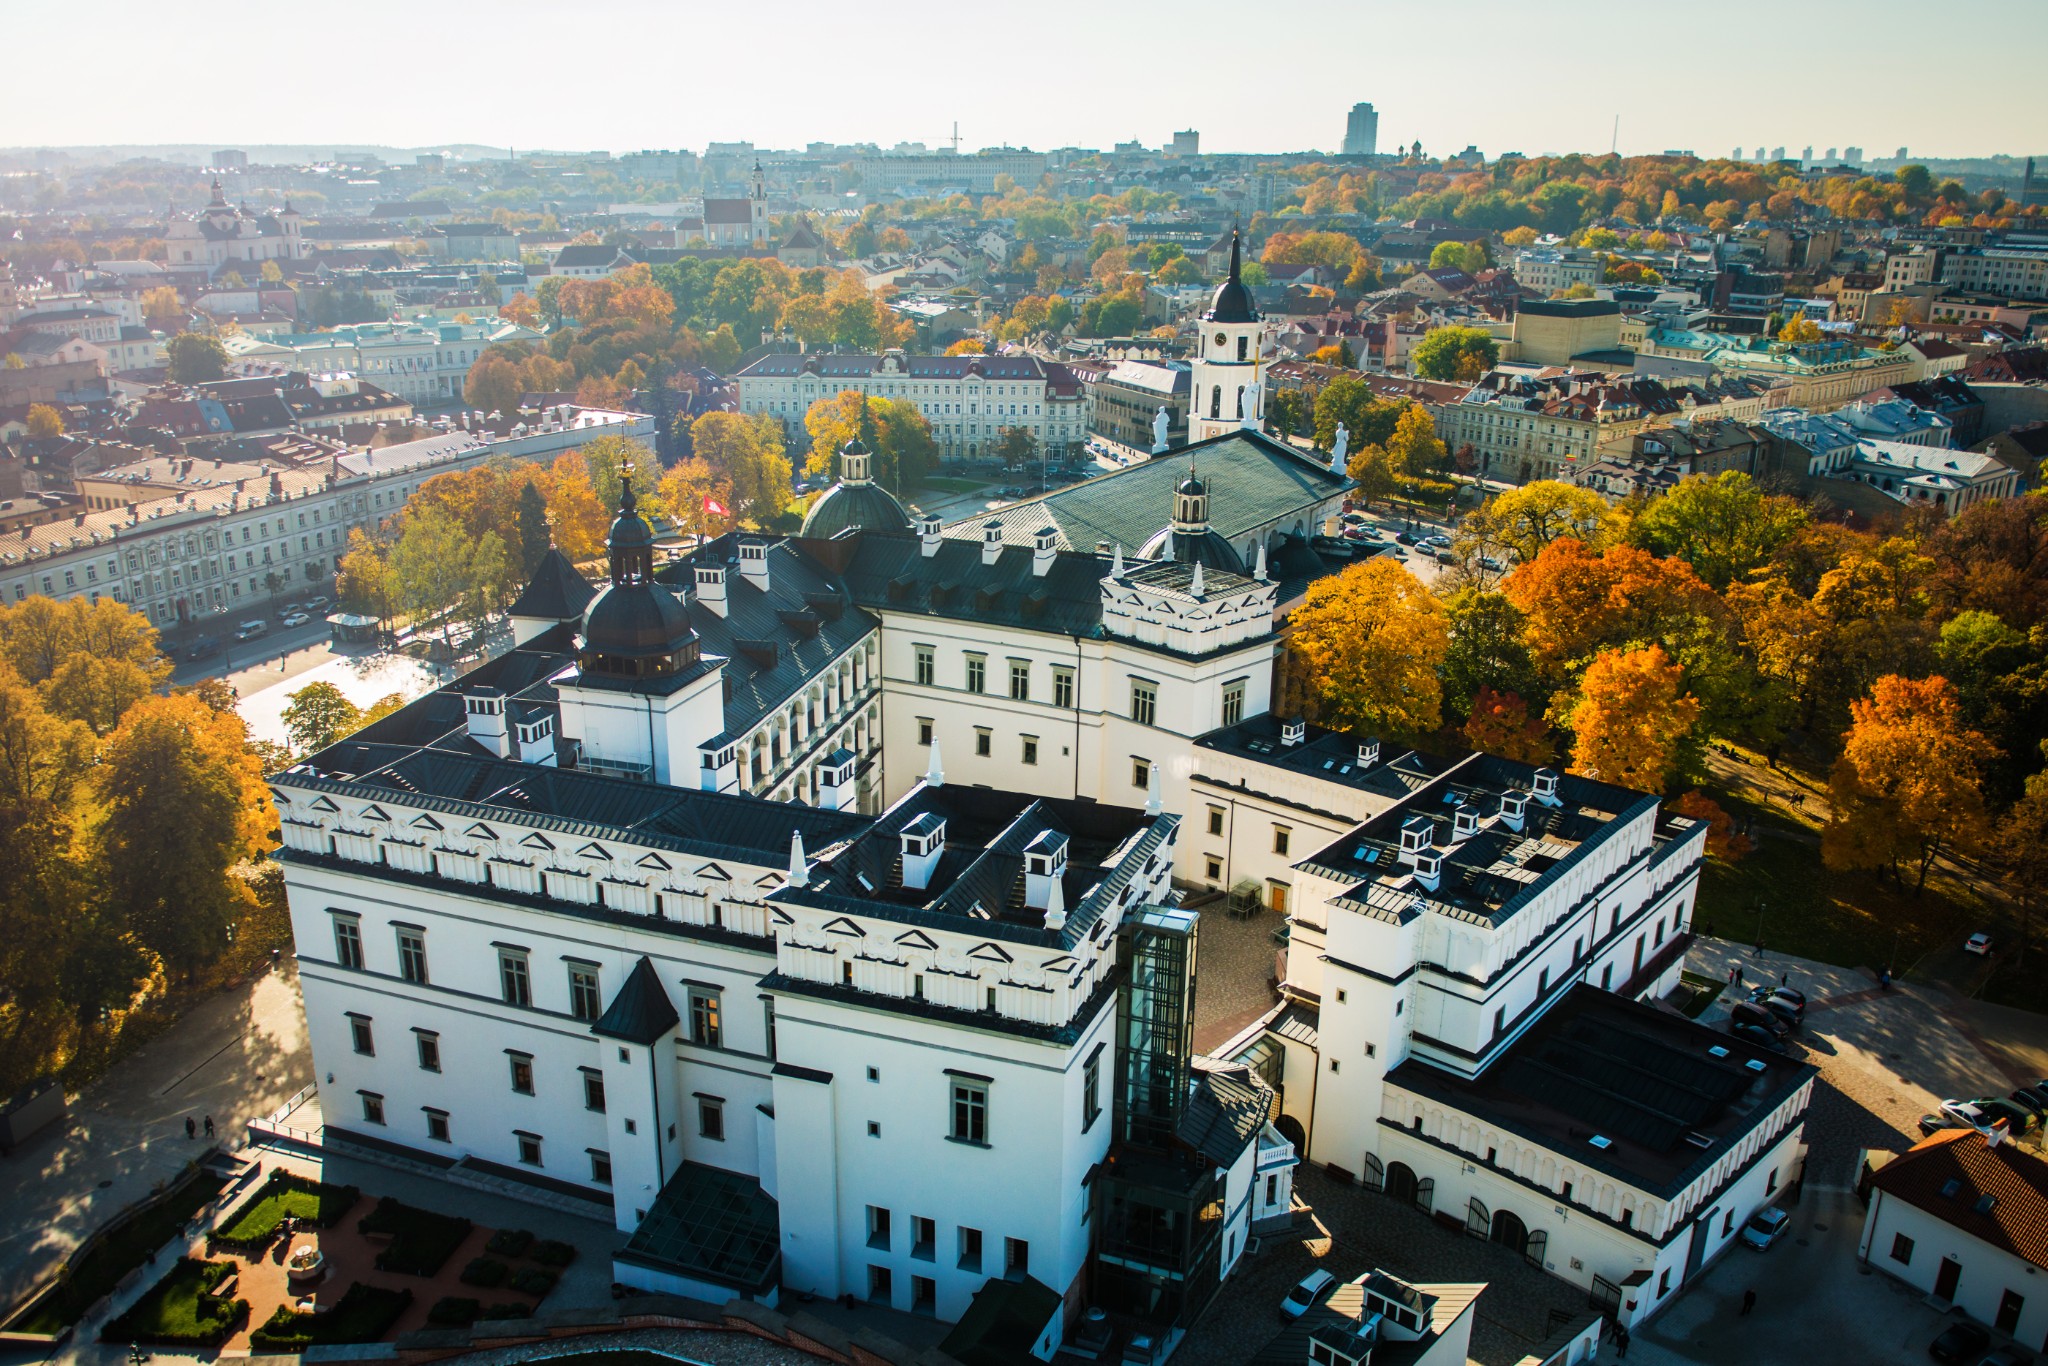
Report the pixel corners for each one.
[1567,644,1700,794]
[1463,686,1553,765]
[1823,675,1995,893]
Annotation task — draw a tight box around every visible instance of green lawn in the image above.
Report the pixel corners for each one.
[249,1282,411,1350]
[11,1167,223,1334]
[215,1172,358,1244]
[918,476,988,494]
[1672,971,1726,1019]
[102,1258,244,1346]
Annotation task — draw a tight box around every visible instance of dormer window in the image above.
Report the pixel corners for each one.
[1533,768,1559,799]
[1453,805,1478,839]
[1357,737,1381,767]
[1399,814,1432,855]
[1280,719,1306,747]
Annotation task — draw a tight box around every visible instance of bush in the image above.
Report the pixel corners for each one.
[459,1257,508,1288]
[15,1167,224,1334]
[485,1228,535,1258]
[427,1296,480,1327]
[508,1266,556,1299]
[529,1238,577,1267]
[248,1284,412,1350]
[103,1259,248,1347]
[359,1197,473,1277]
[480,1302,535,1320]
[212,1170,360,1253]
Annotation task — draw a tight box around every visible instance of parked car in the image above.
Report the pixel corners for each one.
[1738,1206,1790,1251]
[1343,526,1378,542]
[281,612,312,628]
[1728,1021,1788,1053]
[1432,547,1459,565]
[1927,1321,1989,1363]
[1729,1001,1789,1037]
[2007,1088,2048,1120]
[182,637,222,662]
[275,601,304,619]
[1748,988,1803,1026]
[233,620,269,641]
[1478,555,1507,573]
[302,595,332,612]
[1965,932,1993,956]
[1281,1269,1337,1320]
[1395,531,1420,546]
[1920,1101,1995,1138]
[1973,1097,2040,1136]
[1423,534,1452,548]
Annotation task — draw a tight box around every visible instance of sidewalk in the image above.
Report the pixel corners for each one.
[0,967,311,1316]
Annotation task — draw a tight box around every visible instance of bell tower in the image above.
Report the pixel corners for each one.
[749,161,768,249]
[1189,228,1264,442]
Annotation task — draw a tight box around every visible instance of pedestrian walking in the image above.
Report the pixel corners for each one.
[1735,966,1745,987]
[1780,971,1788,987]
[184,1116,196,1140]
[203,1115,215,1139]
[1753,939,1764,959]
[1740,1288,1756,1316]
[1616,1326,1630,1358]
[1727,966,1738,985]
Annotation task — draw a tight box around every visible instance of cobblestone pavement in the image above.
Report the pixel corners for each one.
[1174,1168,1591,1366]
[1190,902,1284,1056]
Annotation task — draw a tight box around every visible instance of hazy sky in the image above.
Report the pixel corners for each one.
[6,0,2044,161]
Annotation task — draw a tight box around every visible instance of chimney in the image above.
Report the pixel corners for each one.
[918,510,944,557]
[1032,526,1057,577]
[900,812,946,891]
[464,689,510,758]
[1281,718,1306,747]
[980,519,1004,566]
[737,539,769,592]
[1357,736,1381,767]
[514,713,554,763]
[695,563,728,617]
[816,748,856,811]
[1500,790,1528,831]
[1399,813,1433,861]
[1023,830,1068,912]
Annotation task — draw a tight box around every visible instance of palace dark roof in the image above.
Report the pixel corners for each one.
[799,477,910,538]
[593,955,681,1044]
[508,548,596,622]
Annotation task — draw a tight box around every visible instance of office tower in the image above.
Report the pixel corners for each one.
[1342,102,1378,157]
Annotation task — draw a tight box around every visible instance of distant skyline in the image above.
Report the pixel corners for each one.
[4,0,2045,163]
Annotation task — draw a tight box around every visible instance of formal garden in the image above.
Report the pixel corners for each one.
[82,1165,575,1350]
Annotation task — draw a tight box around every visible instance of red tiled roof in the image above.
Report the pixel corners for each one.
[1869,1129,2048,1271]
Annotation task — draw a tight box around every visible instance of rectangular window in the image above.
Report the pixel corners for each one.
[1132,757,1151,791]
[1009,659,1030,700]
[1083,1053,1102,1130]
[414,1030,440,1072]
[699,1097,725,1140]
[1273,825,1291,856]
[508,1052,535,1095]
[424,1108,449,1142]
[914,645,935,686]
[975,727,992,757]
[1222,678,1246,727]
[950,1078,989,1145]
[911,1216,936,1261]
[349,1015,374,1056]
[1207,807,1224,836]
[965,654,986,694]
[568,965,602,1022]
[333,915,363,969]
[689,989,722,1047]
[589,1150,612,1185]
[917,717,933,746]
[867,1205,892,1250]
[581,1068,606,1113]
[958,1226,983,1272]
[1052,667,1074,709]
[359,1091,385,1125]
[1021,735,1038,765]
[1129,679,1157,726]
[516,1131,542,1166]
[498,950,531,1006]
[1206,857,1222,882]
[1004,1237,1029,1279]
[911,1274,936,1316]
[867,1264,892,1304]
[396,927,427,984]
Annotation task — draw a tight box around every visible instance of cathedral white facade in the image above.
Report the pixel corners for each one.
[165,179,307,272]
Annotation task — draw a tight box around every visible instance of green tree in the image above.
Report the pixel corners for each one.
[390,506,474,640]
[94,693,270,979]
[578,433,644,512]
[516,481,552,574]
[1627,471,1809,591]
[164,332,230,383]
[280,681,363,754]
[1310,377,1408,455]
[1266,386,1310,438]
[1409,325,1500,382]
[1441,588,1540,721]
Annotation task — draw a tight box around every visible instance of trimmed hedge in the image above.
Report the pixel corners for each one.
[11,1166,224,1335]
[359,1197,473,1277]
[211,1169,360,1254]
[427,1296,480,1326]
[248,1283,412,1351]
[508,1266,556,1299]
[459,1257,508,1288]
[102,1259,248,1348]
[529,1238,577,1267]
[484,1228,534,1257]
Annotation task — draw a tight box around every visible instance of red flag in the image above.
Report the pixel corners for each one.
[703,494,730,517]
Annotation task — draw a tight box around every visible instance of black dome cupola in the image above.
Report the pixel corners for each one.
[1203,228,1260,325]
[607,468,656,586]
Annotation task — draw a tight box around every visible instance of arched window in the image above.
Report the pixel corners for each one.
[1209,386,1221,419]
[1237,335,1248,362]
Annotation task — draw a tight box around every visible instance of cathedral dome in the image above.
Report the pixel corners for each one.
[580,473,699,674]
[1138,525,1246,575]
[799,436,910,538]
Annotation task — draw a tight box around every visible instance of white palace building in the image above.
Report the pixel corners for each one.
[274,260,1810,1345]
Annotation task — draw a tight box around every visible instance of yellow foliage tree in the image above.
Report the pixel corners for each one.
[1822,674,1993,893]
[1286,557,1449,736]
[1567,644,1700,794]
